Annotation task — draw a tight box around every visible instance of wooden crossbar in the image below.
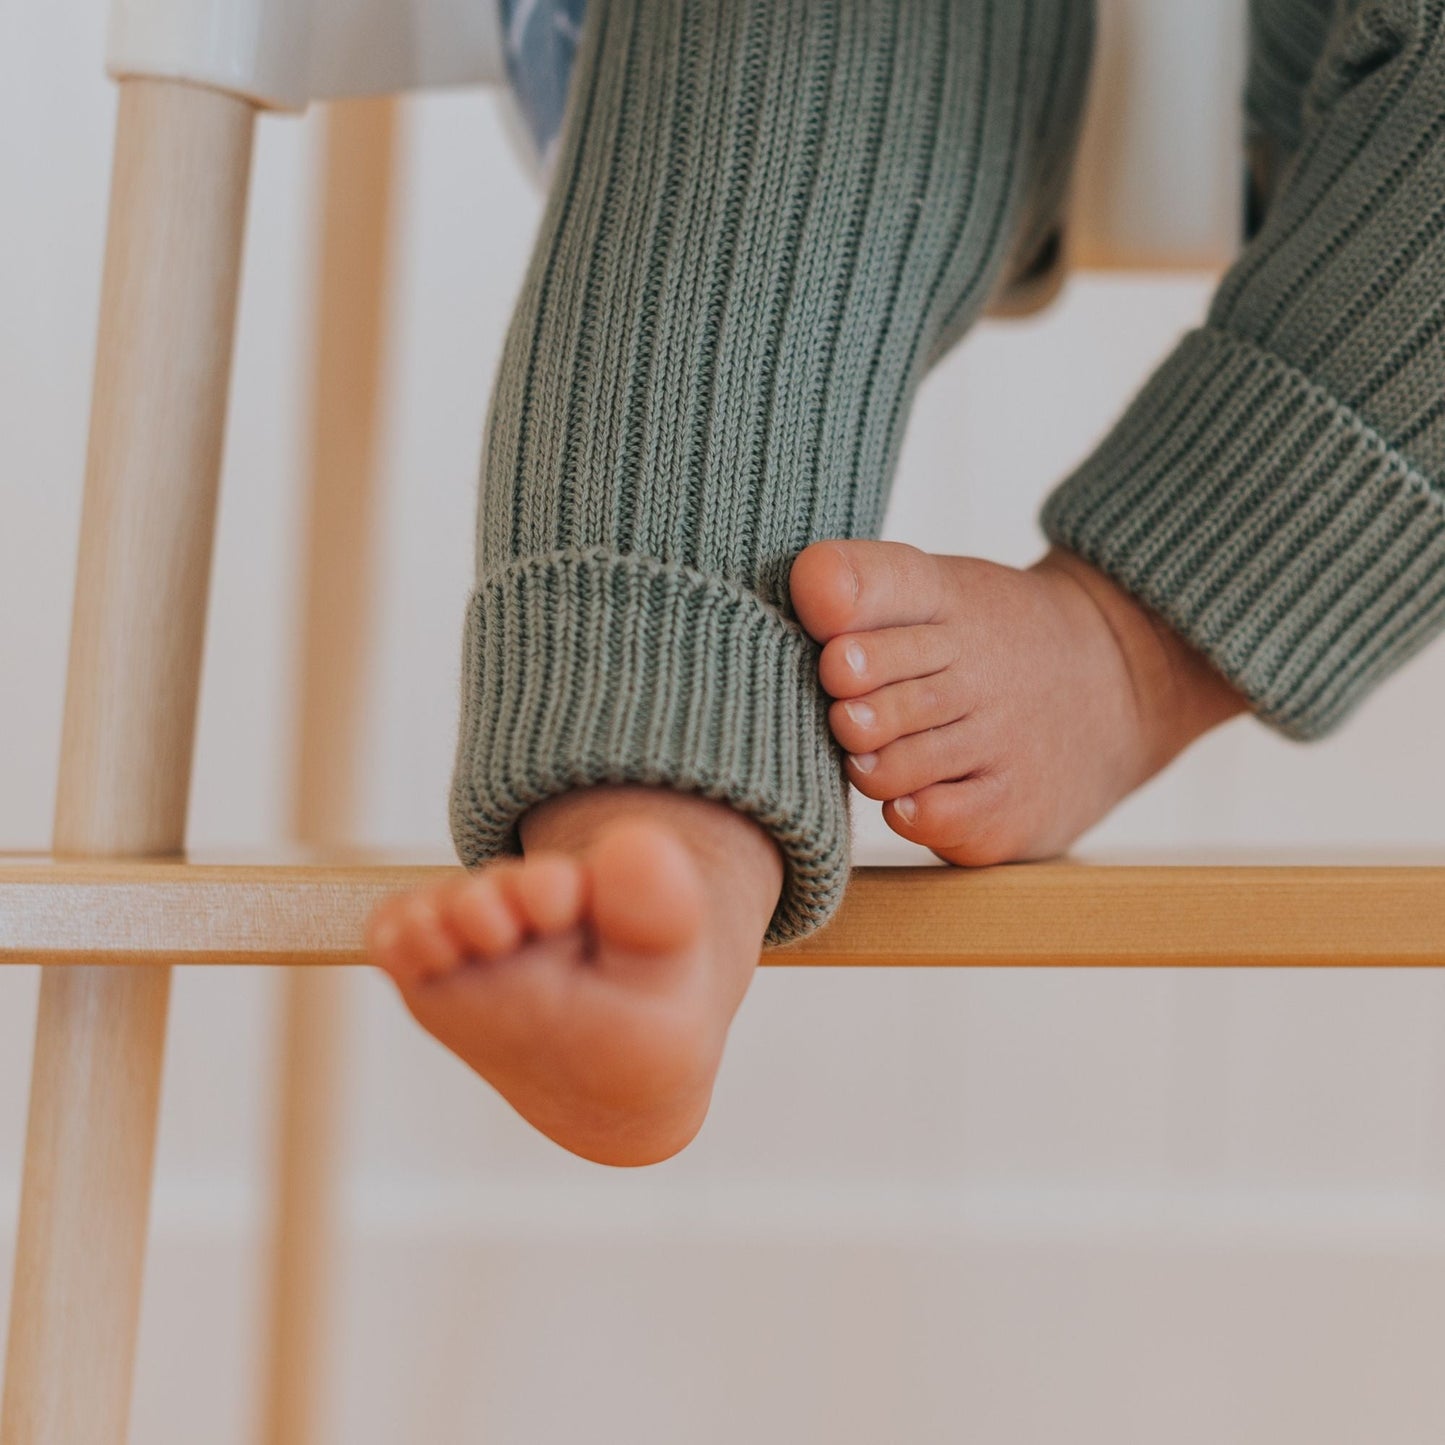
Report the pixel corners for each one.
[3,854,1442,969]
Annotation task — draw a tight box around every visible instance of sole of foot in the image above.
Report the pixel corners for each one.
[366,788,781,1166]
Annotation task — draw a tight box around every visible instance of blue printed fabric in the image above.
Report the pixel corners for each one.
[499,0,588,161]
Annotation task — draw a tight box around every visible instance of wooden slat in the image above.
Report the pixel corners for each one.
[2,855,1442,968]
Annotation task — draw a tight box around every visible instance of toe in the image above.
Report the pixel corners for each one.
[885,773,1018,864]
[363,897,407,971]
[388,895,463,985]
[791,540,944,642]
[789,542,859,642]
[505,853,588,935]
[817,623,957,699]
[828,674,966,754]
[846,717,981,802]
[435,869,526,957]
[589,820,705,960]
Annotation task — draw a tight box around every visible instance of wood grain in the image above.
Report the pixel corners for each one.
[262,94,401,1445]
[3,856,1442,968]
[1,80,256,1445]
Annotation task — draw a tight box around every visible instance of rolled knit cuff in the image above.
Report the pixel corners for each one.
[1041,327,1445,739]
[448,548,850,945]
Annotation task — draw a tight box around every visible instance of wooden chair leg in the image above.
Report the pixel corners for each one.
[260,968,347,1445]
[260,96,400,1445]
[1,79,255,1445]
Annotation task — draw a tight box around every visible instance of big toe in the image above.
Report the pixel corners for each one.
[589,820,706,957]
[791,540,944,642]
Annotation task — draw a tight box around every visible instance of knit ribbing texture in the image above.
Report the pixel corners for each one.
[452,0,1094,943]
[1247,0,1337,158]
[1045,0,1445,739]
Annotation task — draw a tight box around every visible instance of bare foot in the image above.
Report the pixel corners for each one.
[365,787,782,1166]
[789,540,1247,864]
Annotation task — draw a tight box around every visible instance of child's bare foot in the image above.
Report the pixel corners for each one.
[790,540,1248,864]
[365,788,781,1166]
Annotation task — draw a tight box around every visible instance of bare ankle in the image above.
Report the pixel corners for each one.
[1034,546,1249,768]
[522,786,779,881]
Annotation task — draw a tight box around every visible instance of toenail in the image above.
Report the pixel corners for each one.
[851,752,878,774]
[844,700,876,730]
[895,795,918,824]
[845,641,867,676]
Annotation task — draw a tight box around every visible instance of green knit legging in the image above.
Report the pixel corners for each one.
[1045,0,1445,741]
[454,0,1445,943]
[451,0,1094,941]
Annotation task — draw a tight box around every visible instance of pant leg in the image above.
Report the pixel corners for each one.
[1044,0,1445,741]
[1245,0,1338,228]
[451,0,1095,942]
[1248,0,1338,153]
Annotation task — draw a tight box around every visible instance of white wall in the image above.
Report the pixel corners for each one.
[5,4,1445,1443]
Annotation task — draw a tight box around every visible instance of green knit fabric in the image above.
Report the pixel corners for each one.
[1044,0,1445,739]
[1244,0,1336,227]
[1247,0,1337,158]
[451,0,1094,942]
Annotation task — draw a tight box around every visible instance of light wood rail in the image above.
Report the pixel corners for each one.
[1,78,257,1445]
[3,855,1442,969]
[261,92,402,1445]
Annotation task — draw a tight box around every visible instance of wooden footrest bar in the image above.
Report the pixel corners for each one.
[2,854,1442,968]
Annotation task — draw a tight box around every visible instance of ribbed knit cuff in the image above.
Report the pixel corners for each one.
[448,548,850,945]
[1041,327,1445,739]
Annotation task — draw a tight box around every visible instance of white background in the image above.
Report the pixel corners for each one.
[5,2,1445,1441]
